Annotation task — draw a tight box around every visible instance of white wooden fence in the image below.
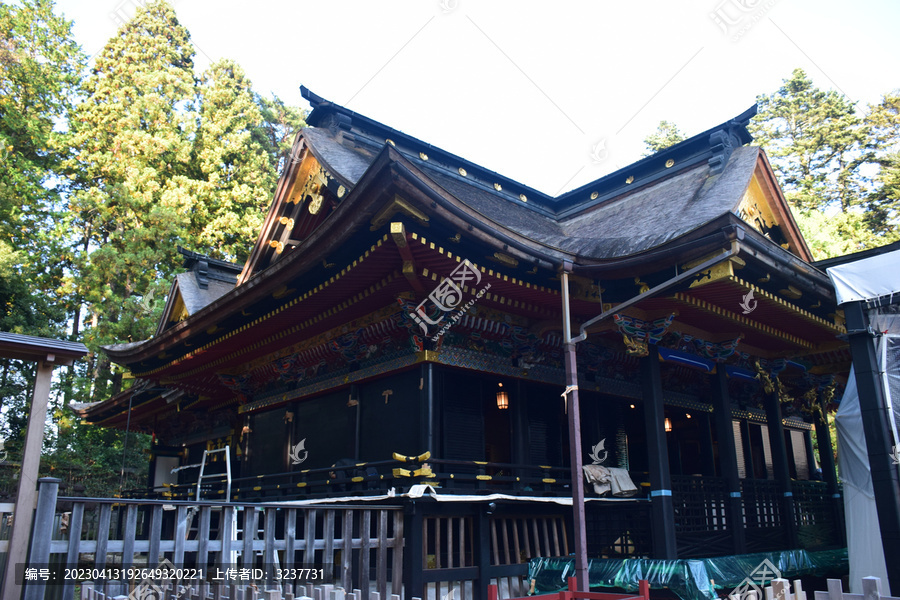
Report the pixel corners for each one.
[80,581,416,600]
[729,577,899,600]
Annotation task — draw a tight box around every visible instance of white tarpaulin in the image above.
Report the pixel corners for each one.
[827,249,900,594]
[827,249,900,305]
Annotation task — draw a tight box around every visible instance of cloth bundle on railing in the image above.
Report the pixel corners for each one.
[582,465,638,497]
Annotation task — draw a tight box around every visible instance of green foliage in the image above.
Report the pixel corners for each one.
[0,0,82,335]
[864,92,900,237]
[63,0,197,402]
[751,69,900,256]
[643,120,685,155]
[258,94,307,173]
[0,0,83,245]
[0,0,303,496]
[62,1,305,402]
[192,60,278,262]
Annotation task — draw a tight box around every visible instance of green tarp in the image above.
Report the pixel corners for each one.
[527,549,848,600]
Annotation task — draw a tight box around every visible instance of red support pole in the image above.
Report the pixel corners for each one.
[488,584,499,600]
[639,579,650,600]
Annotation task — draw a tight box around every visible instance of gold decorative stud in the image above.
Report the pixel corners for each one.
[385,139,395,146]
[626,176,634,184]
[494,183,502,191]
[590,191,599,200]
[665,159,675,168]
[458,167,467,176]
[519,194,527,202]
[337,185,346,198]
[419,152,428,161]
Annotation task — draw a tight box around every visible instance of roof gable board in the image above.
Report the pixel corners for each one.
[734,151,812,261]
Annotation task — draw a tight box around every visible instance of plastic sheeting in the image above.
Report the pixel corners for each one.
[834,310,900,593]
[526,549,848,600]
[826,249,900,304]
[827,249,900,595]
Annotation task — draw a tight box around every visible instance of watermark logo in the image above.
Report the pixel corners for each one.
[891,444,900,466]
[406,259,491,341]
[739,289,757,314]
[589,439,608,464]
[289,438,308,465]
[130,559,192,600]
[590,137,610,164]
[438,0,459,14]
[729,558,781,600]
[709,0,780,42]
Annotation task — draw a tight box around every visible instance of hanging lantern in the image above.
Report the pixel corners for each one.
[496,383,509,410]
[664,417,673,432]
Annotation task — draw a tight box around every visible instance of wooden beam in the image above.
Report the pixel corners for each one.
[3,359,56,600]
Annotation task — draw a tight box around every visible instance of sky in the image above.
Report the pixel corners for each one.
[52,0,900,196]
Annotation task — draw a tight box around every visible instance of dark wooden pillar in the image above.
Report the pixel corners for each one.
[403,502,425,600]
[762,386,799,549]
[420,364,435,454]
[641,345,677,559]
[698,413,716,477]
[475,509,491,600]
[845,301,900,591]
[712,368,746,554]
[812,409,845,547]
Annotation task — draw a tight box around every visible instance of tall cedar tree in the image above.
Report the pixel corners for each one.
[749,69,897,258]
[64,0,197,402]
[0,0,82,335]
[192,59,278,262]
[0,0,82,461]
[864,92,900,237]
[63,1,306,404]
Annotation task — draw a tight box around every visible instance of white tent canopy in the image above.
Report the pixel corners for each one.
[827,248,900,594]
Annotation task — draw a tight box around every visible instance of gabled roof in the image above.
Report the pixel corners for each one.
[84,90,843,430]
[155,248,242,336]
[0,332,87,365]
[237,89,808,280]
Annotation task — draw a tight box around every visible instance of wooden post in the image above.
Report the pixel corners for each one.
[813,401,845,546]
[403,505,424,600]
[475,509,491,600]
[2,359,55,600]
[62,502,85,600]
[762,387,798,549]
[21,478,60,600]
[640,346,677,559]
[712,367,746,554]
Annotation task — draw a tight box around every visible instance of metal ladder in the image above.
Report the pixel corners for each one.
[196,447,232,501]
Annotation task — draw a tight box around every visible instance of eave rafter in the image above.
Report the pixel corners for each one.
[131,233,398,379]
[673,291,814,350]
[391,221,425,293]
